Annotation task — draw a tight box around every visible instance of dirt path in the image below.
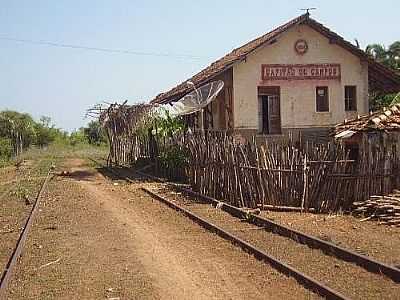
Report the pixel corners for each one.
[6,159,318,299]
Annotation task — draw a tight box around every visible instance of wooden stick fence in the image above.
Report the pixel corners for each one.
[186,134,400,213]
[95,101,400,213]
[97,102,154,166]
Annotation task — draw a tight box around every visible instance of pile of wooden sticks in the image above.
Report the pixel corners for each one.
[352,192,400,226]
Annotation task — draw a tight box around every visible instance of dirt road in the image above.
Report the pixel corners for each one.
[5,159,317,299]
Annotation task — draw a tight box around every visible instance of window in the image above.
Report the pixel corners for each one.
[316,86,329,112]
[345,86,357,111]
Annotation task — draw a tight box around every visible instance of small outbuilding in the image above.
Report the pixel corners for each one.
[334,103,400,156]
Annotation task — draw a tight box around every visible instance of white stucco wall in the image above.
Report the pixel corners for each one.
[233,24,369,131]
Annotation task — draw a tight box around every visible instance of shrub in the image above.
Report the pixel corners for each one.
[69,130,87,146]
[0,137,12,161]
[158,144,188,181]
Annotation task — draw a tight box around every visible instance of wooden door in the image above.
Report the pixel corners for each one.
[268,94,281,134]
[218,89,226,129]
[261,95,269,133]
[258,86,281,134]
[316,86,329,112]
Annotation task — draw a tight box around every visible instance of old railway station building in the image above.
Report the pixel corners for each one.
[151,13,400,141]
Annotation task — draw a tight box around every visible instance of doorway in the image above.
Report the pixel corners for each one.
[258,86,281,134]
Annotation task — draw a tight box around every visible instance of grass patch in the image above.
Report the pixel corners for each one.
[1,143,108,203]
[19,143,108,163]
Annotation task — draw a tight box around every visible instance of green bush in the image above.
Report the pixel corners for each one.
[69,130,87,146]
[0,137,12,161]
[158,144,188,181]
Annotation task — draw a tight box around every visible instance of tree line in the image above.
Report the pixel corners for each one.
[0,110,106,161]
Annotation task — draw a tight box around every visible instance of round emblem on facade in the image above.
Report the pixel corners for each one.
[294,39,308,55]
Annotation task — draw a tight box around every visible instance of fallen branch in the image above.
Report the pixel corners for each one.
[37,258,61,270]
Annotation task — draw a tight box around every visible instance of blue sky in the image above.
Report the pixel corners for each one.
[1,0,398,131]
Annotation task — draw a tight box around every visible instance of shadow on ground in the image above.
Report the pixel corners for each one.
[96,166,154,183]
[59,170,98,181]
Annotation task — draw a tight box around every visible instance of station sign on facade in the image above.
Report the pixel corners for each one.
[261,64,341,81]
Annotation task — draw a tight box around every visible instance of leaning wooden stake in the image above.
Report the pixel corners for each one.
[301,154,308,212]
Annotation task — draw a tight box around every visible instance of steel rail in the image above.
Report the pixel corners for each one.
[0,168,52,299]
[142,187,349,300]
[176,186,400,282]
[134,169,400,283]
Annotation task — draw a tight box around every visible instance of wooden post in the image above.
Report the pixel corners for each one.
[301,154,309,212]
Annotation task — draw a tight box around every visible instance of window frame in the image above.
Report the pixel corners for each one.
[344,85,357,112]
[315,86,329,112]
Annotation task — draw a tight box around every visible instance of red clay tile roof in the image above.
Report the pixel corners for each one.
[335,103,400,133]
[151,13,400,105]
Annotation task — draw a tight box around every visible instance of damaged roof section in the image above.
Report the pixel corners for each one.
[151,13,400,105]
[335,103,400,137]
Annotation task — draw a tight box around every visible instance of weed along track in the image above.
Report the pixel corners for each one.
[139,185,400,300]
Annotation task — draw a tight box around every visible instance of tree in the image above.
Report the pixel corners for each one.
[366,44,388,63]
[366,41,400,109]
[33,115,67,147]
[0,111,36,156]
[366,42,400,70]
[34,116,55,147]
[83,120,107,145]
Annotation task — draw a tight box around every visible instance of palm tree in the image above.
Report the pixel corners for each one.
[388,41,400,71]
[388,41,400,57]
[366,41,400,110]
[366,43,388,61]
[366,42,400,71]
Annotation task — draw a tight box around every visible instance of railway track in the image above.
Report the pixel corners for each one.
[94,162,400,300]
[0,167,53,299]
[142,187,348,299]
[142,186,400,300]
[135,170,400,281]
